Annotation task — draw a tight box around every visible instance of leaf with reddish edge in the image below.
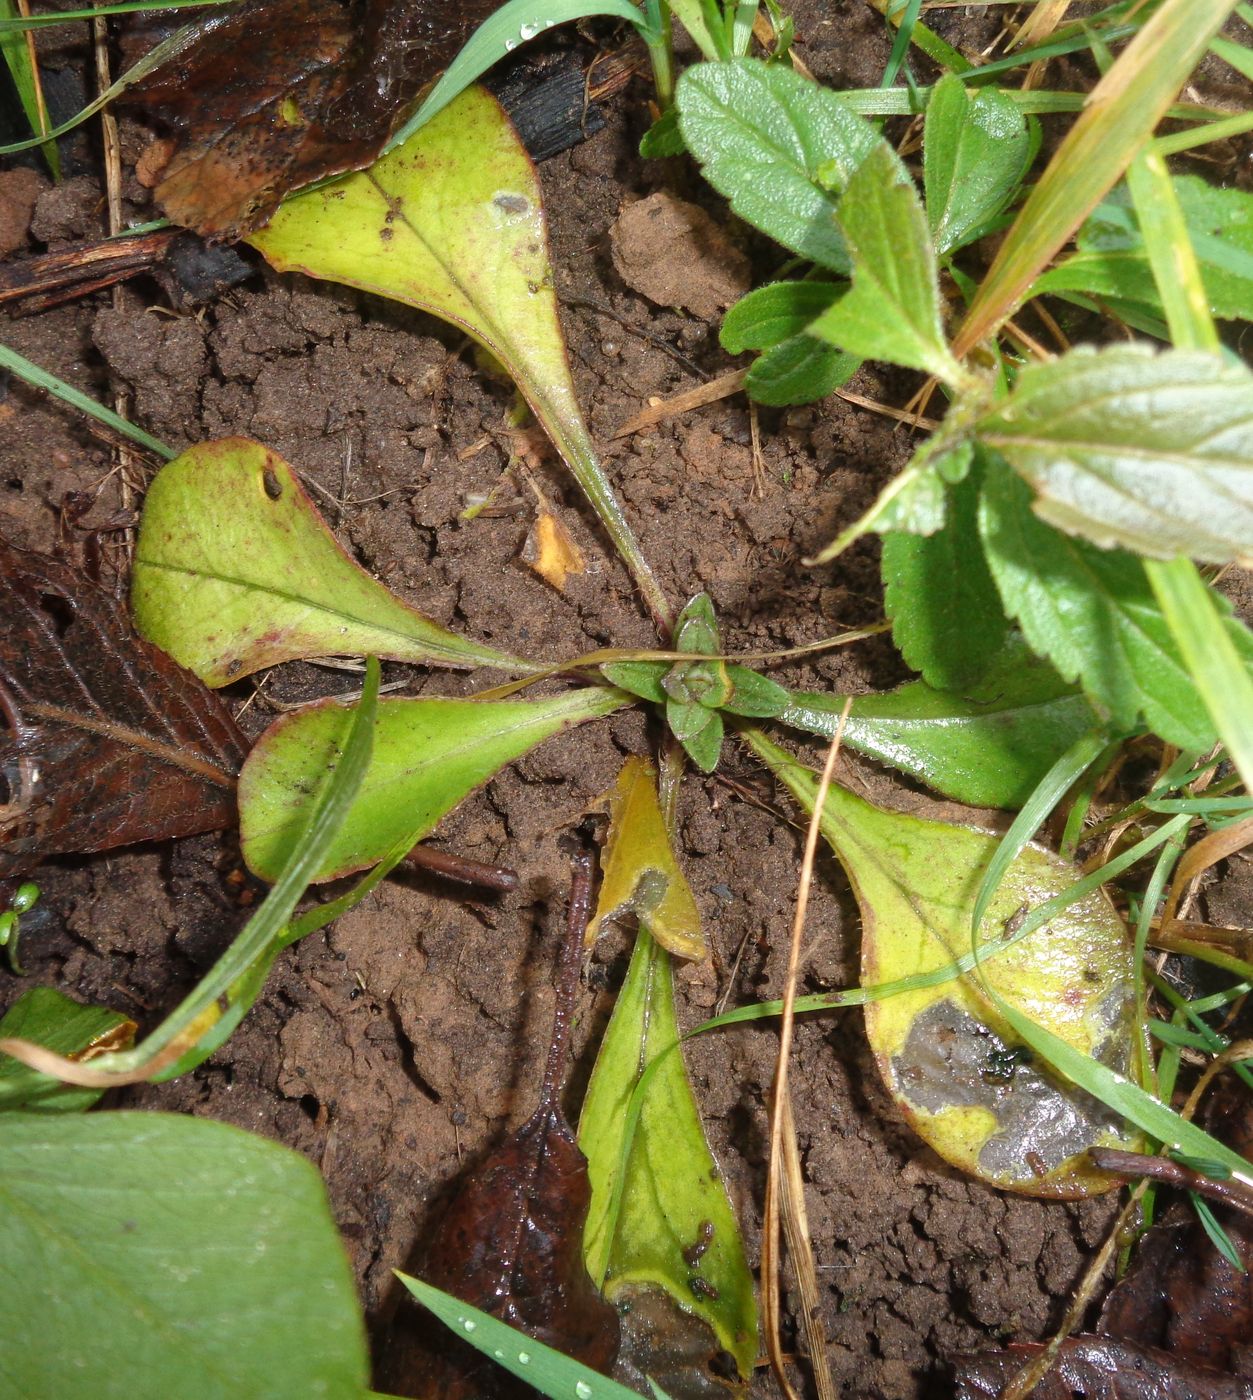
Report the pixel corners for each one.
[0,538,246,880]
[132,437,535,686]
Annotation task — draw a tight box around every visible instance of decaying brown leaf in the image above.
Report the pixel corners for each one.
[122,0,499,240]
[383,851,620,1398]
[954,1078,1253,1399]
[0,538,247,880]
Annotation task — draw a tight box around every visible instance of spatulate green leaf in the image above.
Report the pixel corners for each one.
[587,757,705,960]
[675,58,879,272]
[882,464,1007,691]
[977,344,1253,565]
[133,438,527,685]
[978,457,1252,751]
[240,687,623,883]
[0,1112,368,1399]
[810,142,967,387]
[747,729,1141,1197]
[0,989,134,1112]
[250,84,670,633]
[720,280,845,352]
[924,75,1030,255]
[781,635,1100,809]
[580,928,756,1385]
[745,335,861,406]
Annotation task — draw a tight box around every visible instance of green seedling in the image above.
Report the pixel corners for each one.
[0,881,39,975]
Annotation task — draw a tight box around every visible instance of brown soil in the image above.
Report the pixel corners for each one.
[4,6,1243,1399]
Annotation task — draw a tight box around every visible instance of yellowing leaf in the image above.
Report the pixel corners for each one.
[588,757,705,960]
[133,439,530,685]
[748,729,1139,1197]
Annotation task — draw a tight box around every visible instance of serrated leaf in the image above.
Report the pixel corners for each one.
[749,729,1141,1197]
[240,687,622,883]
[978,459,1253,751]
[133,439,525,685]
[810,142,966,386]
[977,344,1253,565]
[250,84,665,632]
[0,1112,368,1398]
[882,461,1007,690]
[580,927,756,1384]
[0,989,135,1113]
[675,58,879,272]
[745,334,861,406]
[587,757,704,960]
[924,74,1030,255]
[780,635,1100,809]
[720,280,844,353]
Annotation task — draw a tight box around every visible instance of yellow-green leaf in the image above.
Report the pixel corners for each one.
[240,688,623,884]
[579,928,757,1389]
[747,729,1140,1197]
[588,756,705,961]
[132,438,530,685]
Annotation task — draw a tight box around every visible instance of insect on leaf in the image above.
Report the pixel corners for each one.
[0,1111,369,1398]
[587,756,705,961]
[748,728,1142,1197]
[239,687,623,883]
[0,538,247,880]
[132,437,530,685]
[580,925,757,1392]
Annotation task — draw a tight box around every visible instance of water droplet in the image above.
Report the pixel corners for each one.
[494,1350,505,1359]
[576,1383,593,1399]
[519,21,539,39]
[543,18,555,26]
[461,1319,477,1333]
[504,38,517,50]
[517,1351,531,1365]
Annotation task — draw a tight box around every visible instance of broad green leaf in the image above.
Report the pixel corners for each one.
[810,143,966,386]
[781,636,1100,809]
[745,335,861,406]
[587,756,705,960]
[640,106,685,158]
[977,344,1253,565]
[1035,176,1253,324]
[600,659,669,704]
[675,59,879,272]
[580,929,756,1384]
[0,989,134,1112]
[882,463,1007,691]
[397,1273,671,1400]
[747,730,1141,1197]
[0,1112,368,1398]
[240,687,623,882]
[978,460,1253,752]
[721,663,789,718]
[720,280,845,352]
[251,85,669,632]
[132,439,527,685]
[669,703,724,772]
[924,75,1030,255]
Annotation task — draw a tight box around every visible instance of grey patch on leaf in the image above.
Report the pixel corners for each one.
[891,999,1126,1183]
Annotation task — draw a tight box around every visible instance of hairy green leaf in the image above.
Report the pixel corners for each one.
[676,58,878,271]
[745,335,861,406]
[720,280,844,352]
[0,1112,368,1398]
[882,464,1007,690]
[977,344,1253,565]
[978,460,1253,751]
[924,75,1030,255]
[133,439,527,684]
[810,143,966,386]
[782,636,1099,809]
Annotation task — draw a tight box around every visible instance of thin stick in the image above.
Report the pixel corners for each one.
[762,703,850,1399]
[1090,1146,1253,1221]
